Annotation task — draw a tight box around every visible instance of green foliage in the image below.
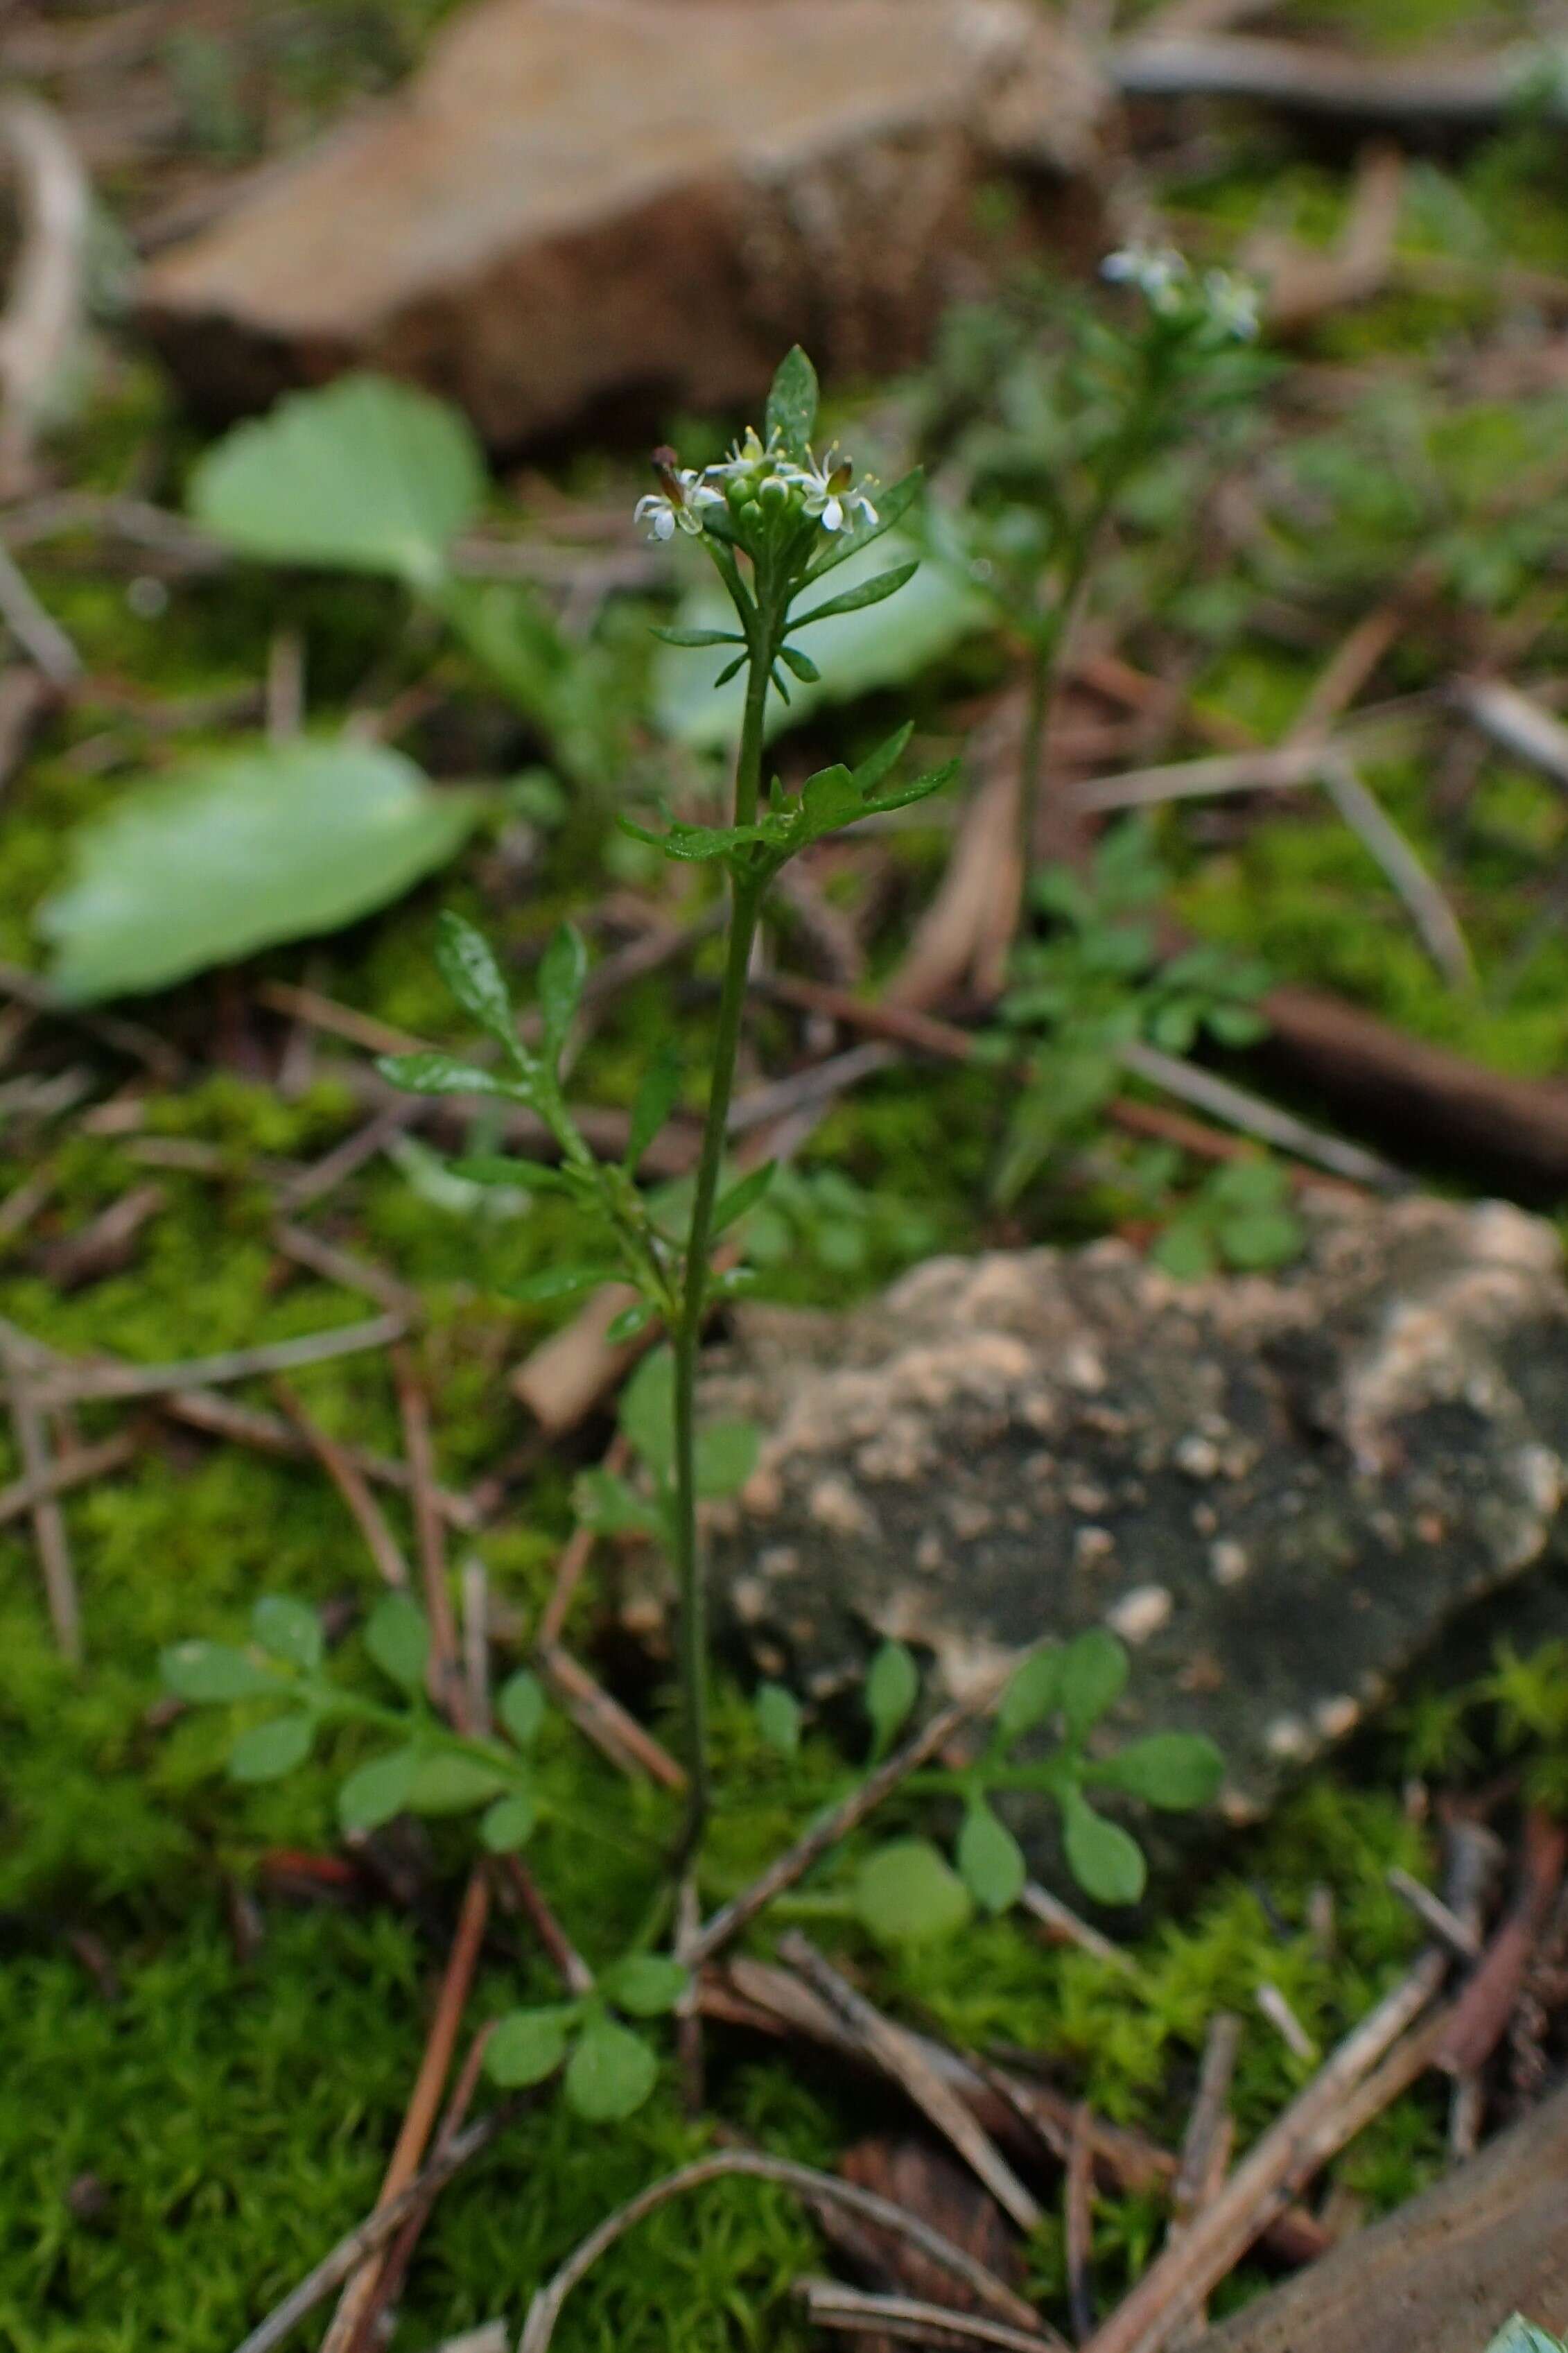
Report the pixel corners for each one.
[994,822,1270,1204]
[857,1632,1223,1922]
[37,739,482,1002]
[1150,1157,1305,1281]
[1486,2322,1567,2353]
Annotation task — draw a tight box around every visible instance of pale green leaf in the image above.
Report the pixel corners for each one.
[39,740,482,1003]
[479,1789,538,1851]
[600,1954,690,2017]
[252,1595,322,1673]
[957,1800,1027,1913]
[1061,1787,1146,1906]
[188,372,484,587]
[865,1640,919,1760]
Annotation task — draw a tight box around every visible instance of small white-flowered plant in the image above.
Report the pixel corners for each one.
[1103,243,1260,344]
[1102,241,1190,314]
[1201,268,1261,342]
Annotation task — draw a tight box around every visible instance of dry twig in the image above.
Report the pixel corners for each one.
[0,96,90,496]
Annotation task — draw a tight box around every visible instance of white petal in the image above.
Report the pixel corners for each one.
[823,497,844,532]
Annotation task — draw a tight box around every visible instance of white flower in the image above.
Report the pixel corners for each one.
[1203,268,1261,342]
[796,447,877,534]
[1102,241,1191,315]
[712,426,782,488]
[634,458,722,541]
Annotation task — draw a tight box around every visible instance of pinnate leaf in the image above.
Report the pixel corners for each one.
[1095,1733,1223,1812]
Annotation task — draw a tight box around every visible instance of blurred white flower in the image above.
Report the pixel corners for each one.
[1102,242,1190,315]
[634,456,722,540]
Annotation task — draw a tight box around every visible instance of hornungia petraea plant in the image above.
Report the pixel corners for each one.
[940,244,1265,912]
[164,351,1222,2138]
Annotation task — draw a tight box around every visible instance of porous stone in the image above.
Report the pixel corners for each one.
[693,1196,1568,1818]
[137,0,1108,440]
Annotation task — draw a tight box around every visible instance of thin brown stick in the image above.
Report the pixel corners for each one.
[713,1961,1327,2267]
[0,1323,80,1660]
[1081,1965,1454,2353]
[272,1380,410,1590]
[1317,752,1473,988]
[1164,2015,1239,2347]
[342,2025,495,2353]
[162,1387,477,1529]
[24,1312,406,1408]
[319,1868,492,2353]
[0,1426,135,1529]
[1065,2106,1097,2342]
[537,1436,628,1651]
[393,1346,464,1725]
[270,1219,420,1320]
[0,96,90,498]
[229,2103,515,2353]
[518,2151,1051,2353]
[689,1668,1016,1965]
[498,1853,594,1997]
[776,1936,1042,2234]
[1386,1866,1483,1965]
[1019,1882,1139,1977]
[799,2282,1065,2353]
[539,1644,687,1790]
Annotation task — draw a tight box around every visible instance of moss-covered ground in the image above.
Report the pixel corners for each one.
[6,2,1568,2345]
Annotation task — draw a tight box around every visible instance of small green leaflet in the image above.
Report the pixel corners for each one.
[365,1595,430,1694]
[162,1640,277,1704]
[853,1839,973,1946]
[564,2015,659,2121]
[507,1264,618,1304]
[1061,1785,1146,1907]
[480,1789,538,1852]
[405,1752,509,1814]
[756,1682,801,1756]
[487,2006,575,2088]
[498,1669,545,1749]
[600,1954,690,2017]
[957,1800,1027,1913]
[995,1649,1063,1745]
[1060,1628,1129,1740]
[713,1161,776,1235]
[252,1595,323,1673]
[339,1746,419,1834]
[229,1716,315,1782]
[1092,1733,1223,1812]
[619,1348,675,1481]
[865,1640,919,1760]
[693,1420,760,1500]
[626,1045,681,1171]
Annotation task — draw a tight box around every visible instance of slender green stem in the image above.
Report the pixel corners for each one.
[670,636,774,1863]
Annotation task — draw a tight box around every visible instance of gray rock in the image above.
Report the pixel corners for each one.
[692,1197,1568,1818]
[137,0,1106,440]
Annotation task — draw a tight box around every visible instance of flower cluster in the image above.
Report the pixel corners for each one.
[634,429,878,544]
[1101,243,1261,344]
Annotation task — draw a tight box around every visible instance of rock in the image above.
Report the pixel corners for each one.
[693,1197,1568,1819]
[137,0,1107,440]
